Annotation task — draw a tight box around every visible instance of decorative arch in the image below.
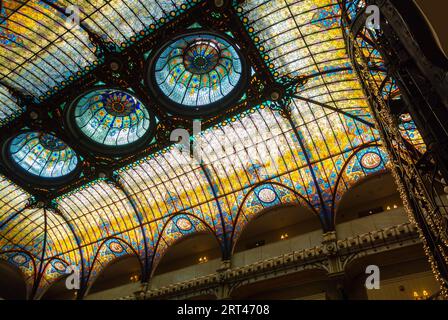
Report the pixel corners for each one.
[332,144,390,225]
[34,257,71,300]
[55,179,148,287]
[110,175,151,278]
[42,206,85,293]
[230,182,319,252]
[149,212,222,278]
[84,236,142,296]
[0,250,37,299]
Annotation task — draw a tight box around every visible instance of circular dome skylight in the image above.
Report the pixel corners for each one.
[72,89,152,147]
[148,30,249,115]
[65,87,155,155]
[7,132,78,179]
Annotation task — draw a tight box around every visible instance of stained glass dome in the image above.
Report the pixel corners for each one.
[71,89,152,147]
[149,31,248,114]
[8,132,79,179]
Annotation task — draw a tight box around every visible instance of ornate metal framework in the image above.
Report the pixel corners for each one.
[340,0,448,296]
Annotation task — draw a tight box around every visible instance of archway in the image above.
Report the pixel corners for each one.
[231,182,321,254]
[233,203,321,254]
[83,237,143,299]
[86,254,142,298]
[336,172,403,224]
[153,231,222,276]
[344,244,439,300]
[149,213,223,284]
[40,275,76,300]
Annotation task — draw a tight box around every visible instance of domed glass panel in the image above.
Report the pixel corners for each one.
[74,89,151,146]
[9,132,78,178]
[154,33,243,107]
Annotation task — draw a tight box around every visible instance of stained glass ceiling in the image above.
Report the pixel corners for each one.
[0,0,398,298]
[0,0,194,112]
[150,31,247,113]
[70,88,153,148]
[7,131,79,179]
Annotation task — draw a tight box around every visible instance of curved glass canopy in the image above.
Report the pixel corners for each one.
[8,132,78,179]
[151,31,246,113]
[73,89,152,147]
[0,0,421,297]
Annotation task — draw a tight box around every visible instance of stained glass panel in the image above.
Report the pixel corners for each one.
[56,180,143,248]
[0,0,97,100]
[0,174,30,222]
[73,89,152,147]
[399,113,427,154]
[238,0,347,78]
[8,132,79,179]
[153,32,244,109]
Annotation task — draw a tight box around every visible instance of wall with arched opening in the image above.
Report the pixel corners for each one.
[232,203,323,268]
[0,251,35,300]
[39,275,75,300]
[85,255,142,300]
[233,203,321,253]
[332,146,390,223]
[148,213,223,289]
[83,237,142,299]
[232,183,320,247]
[36,258,72,300]
[229,183,323,268]
[335,171,409,240]
[336,172,401,223]
[344,243,439,300]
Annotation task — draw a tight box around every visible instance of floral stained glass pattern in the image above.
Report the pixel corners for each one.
[73,89,152,147]
[8,132,79,179]
[153,32,244,108]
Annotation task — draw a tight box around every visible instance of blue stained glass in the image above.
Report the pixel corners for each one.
[311,6,340,29]
[74,89,151,146]
[9,132,78,179]
[154,33,243,107]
